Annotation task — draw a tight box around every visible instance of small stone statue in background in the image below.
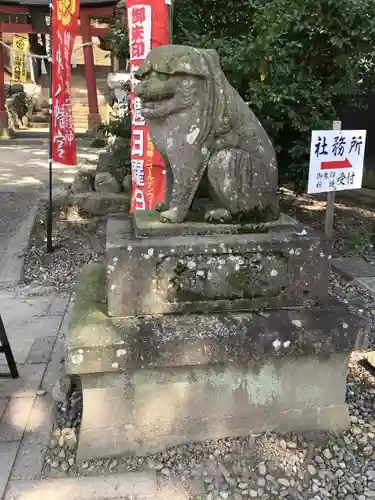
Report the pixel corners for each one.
[135,44,279,224]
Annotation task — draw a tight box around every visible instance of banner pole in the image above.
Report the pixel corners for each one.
[47,2,54,253]
[168,0,173,43]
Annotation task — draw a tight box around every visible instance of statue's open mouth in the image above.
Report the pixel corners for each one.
[141,97,173,117]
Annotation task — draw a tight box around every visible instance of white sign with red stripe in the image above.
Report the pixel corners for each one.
[307,129,366,194]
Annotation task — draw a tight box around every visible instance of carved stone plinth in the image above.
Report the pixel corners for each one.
[65,260,367,461]
[107,215,329,317]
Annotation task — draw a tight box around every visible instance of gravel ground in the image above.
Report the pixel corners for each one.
[279,189,375,260]
[22,207,106,291]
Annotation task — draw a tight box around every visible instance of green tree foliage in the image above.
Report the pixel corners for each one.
[106,17,130,62]
[107,0,375,188]
[174,0,375,188]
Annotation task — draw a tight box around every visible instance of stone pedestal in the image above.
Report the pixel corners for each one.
[66,215,368,461]
[107,213,329,317]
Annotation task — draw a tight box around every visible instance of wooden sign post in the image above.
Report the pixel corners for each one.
[307,122,366,239]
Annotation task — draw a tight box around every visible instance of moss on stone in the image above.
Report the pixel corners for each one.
[68,263,117,349]
[233,205,280,225]
[175,289,207,301]
[227,270,249,292]
[65,263,129,375]
[73,263,106,311]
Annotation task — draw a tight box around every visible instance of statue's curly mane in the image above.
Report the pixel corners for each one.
[200,50,233,138]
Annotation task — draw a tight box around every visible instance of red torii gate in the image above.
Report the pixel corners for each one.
[0,2,116,134]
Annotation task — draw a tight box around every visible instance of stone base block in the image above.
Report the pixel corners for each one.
[76,357,350,461]
[107,216,330,317]
[66,264,368,461]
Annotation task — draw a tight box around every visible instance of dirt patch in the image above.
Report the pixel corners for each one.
[279,188,375,260]
[22,206,106,292]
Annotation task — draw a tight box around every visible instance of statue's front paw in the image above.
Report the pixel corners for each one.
[160,208,184,223]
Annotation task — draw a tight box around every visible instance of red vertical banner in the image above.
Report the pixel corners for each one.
[127,0,169,211]
[51,0,79,166]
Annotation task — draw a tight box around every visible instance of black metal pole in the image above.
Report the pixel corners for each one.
[0,314,19,379]
[168,0,173,44]
[46,3,54,253]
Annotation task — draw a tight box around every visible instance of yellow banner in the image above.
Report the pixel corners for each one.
[12,35,29,83]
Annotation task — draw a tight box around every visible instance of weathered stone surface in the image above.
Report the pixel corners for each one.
[67,261,367,459]
[77,384,349,459]
[135,44,278,223]
[96,148,130,185]
[50,187,69,209]
[76,354,352,459]
[331,256,375,279]
[364,350,375,369]
[355,277,375,297]
[65,263,133,375]
[66,263,367,375]
[4,471,157,500]
[96,151,113,173]
[0,400,8,420]
[0,396,35,442]
[121,174,132,194]
[72,176,92,194]
[10,395,54,481]
[69,192,129,216]
[94,172,122,193]
[0,442,19,499]
[0,364,46,398]
[26,336,55,364]
[71,166,95,193]
[106,217,329,317]
[134,210,297,237]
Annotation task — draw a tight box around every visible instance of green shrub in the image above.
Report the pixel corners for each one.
[100,107,132,139]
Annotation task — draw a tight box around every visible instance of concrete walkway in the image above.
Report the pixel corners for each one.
[0,141,100,283]
[0,142,98,193]
[0,287,70,497]
[332,256,375,296]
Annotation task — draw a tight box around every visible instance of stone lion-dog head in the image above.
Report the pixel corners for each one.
[134,44,233,138]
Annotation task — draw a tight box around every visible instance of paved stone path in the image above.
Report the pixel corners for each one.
[332,256,375,296]
[0,288,69,497]
[0,141,99,283]
[0,142,98,193]
[0,193,38,280]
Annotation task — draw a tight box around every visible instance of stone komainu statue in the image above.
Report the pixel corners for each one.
[135,45,279,224]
